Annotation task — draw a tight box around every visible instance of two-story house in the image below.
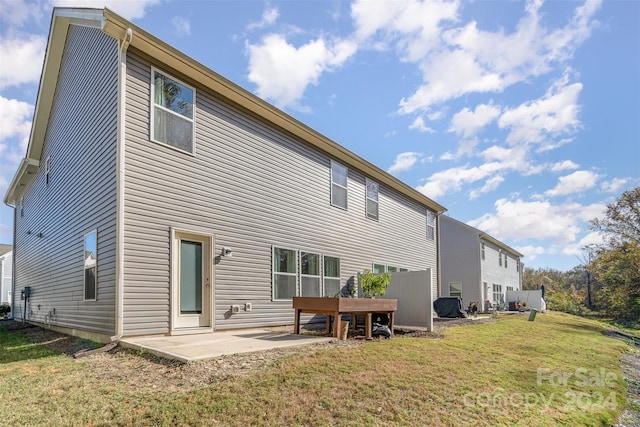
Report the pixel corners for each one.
[439,215,523,311]
[4,8,445,343]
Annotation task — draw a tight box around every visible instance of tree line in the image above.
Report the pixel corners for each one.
[523,187,640,325]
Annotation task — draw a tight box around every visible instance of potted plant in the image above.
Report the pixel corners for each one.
[359,269,391,298]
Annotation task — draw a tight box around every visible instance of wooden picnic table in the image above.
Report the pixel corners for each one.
[293,297,397,340]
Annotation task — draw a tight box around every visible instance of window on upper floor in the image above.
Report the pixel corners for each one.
[330,161,348,209]
[365,178,379,220]
[427,211,435,240]
[45,157,51,187]
[481,242,485,260]
[151,69,195,154]
[20,197,24,218]
[504,253,508,268]
[84,230,97,301]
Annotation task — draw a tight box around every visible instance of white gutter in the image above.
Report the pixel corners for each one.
[111,26,132,342]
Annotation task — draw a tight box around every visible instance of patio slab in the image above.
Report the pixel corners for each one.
[119,328,334,362]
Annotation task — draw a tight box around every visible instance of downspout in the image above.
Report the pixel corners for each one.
[111,27,132,342]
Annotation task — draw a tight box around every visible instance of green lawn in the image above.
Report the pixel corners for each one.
[0,313,631,426]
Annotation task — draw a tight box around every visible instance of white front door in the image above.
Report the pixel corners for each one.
[172,230,212,330]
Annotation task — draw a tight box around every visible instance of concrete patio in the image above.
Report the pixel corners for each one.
[119,328,335,362]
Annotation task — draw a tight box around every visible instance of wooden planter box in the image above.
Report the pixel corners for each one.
[293,297,397,339]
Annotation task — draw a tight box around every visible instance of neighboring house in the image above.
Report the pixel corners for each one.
[3,8,446,343]
[0,245,12,305]
[439,215,523,311]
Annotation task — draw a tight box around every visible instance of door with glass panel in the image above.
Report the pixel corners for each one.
[172,231,212,330]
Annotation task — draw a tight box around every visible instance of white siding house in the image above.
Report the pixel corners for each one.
[4,8,446,342]
[440,215,523,311]
[0,246,12,305]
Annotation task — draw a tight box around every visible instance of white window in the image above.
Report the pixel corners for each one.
[323,256,341,297]
[84,230,97,301]
[365,178,379,220]
[498,250,503,267]
[449,282,462,298]
[492,284,503,304]
[481,242,485,260]
[273,248,341,300]
[330,161,348,209]
[399,267,409,272]
[504,253,508,268]
[427,211,435,240]
[20,197,24,218]
[372,263,385,274]
[272,247,297,300]
[151,69,195,154]
[300,252,321,297]
[387,266,398,273]
[45,157,51,186]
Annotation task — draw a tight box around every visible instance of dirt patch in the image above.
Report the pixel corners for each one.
[0,317,496,393]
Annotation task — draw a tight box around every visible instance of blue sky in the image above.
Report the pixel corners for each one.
[0,0,638,271]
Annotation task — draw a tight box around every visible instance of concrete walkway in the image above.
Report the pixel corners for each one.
[120,328,334,362]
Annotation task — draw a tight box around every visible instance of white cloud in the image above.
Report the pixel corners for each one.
[545,170,600,197]
[247,5,279,30]
[562,231,604,257]
[382,0,602,113]
[498,76,583,146]
[408,117,434,133]
[0,0,46,27]
[469,175,504,200]
[514,245,546,262]
[0,96,33,156]
[171,16,191,37]
[0,34,46,88]
[550,160,579,172]
[416,161,504,200]
[388,152,421,174]
[351,0,458,58]
[600,177,628,193]
[449,103,501,138]
[247,34,357,110]
[468,197,605,246]
[50,0,161,20]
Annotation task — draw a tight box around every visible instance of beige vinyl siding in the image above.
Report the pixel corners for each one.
[12,25,118,336]
[122,51,437,335]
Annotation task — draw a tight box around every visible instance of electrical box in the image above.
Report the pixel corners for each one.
[231,304,240,314]
[22,286,31,300]
[244,303,252,312]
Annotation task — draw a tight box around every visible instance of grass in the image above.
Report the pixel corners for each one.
[0,312,631,426]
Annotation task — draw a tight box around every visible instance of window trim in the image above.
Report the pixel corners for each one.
[300,251,321,297]
[372,263,386,274]
[492,283,503,304]
[323,254,341,297]
[481,241,485,260]
[427,211,435,241]
[84,229,98,301]
[150,67,196,155]
[449,282,462,298]
[330,160,348,210]
[272,246,298,301]
[498,250,503,267]
[365,178,379,220]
